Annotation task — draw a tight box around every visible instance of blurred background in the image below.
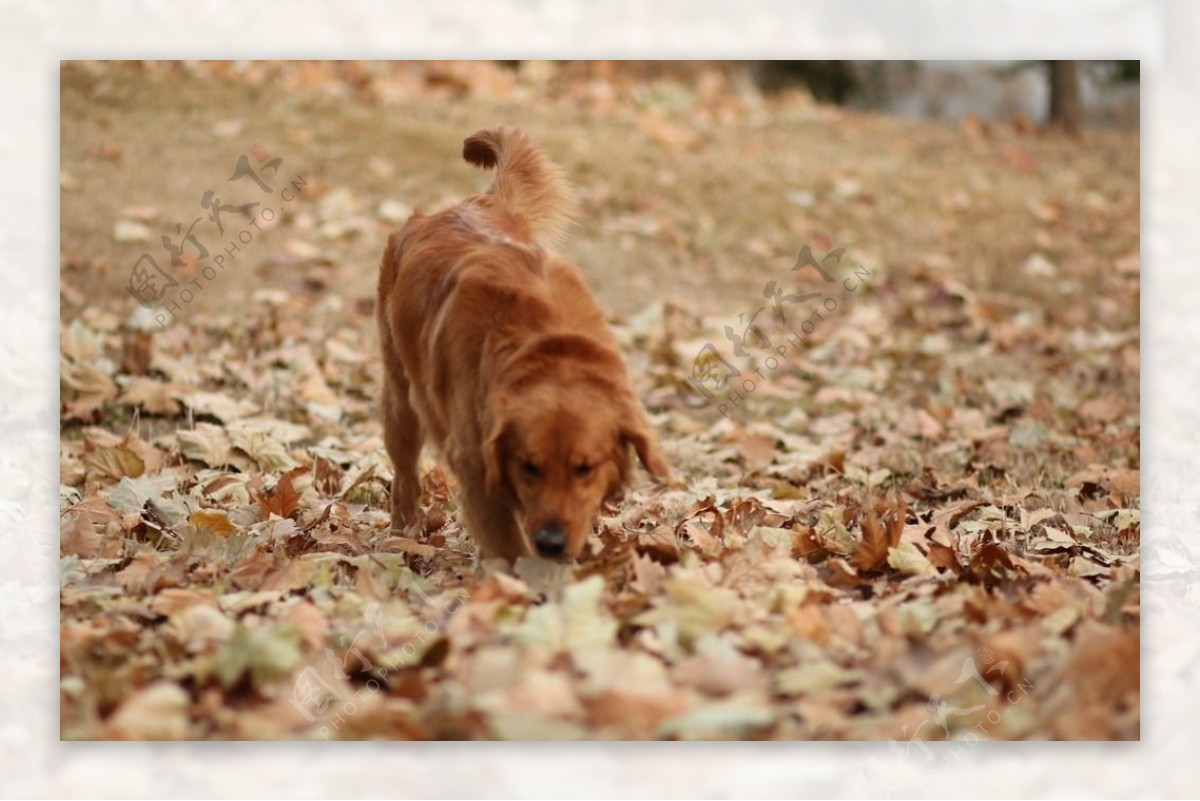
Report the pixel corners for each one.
[758,60,1139,130]
[60,59,1139,324]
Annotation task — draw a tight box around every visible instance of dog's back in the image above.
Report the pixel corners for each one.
[376,128,600,466]
[377,127,579,343]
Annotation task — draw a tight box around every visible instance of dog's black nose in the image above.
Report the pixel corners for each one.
[533,522,567,558]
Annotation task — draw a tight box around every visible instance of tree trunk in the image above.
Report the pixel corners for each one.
[1049,61,1082,135]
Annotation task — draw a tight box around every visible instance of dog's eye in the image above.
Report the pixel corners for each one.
[572,463,593,479]
[521,460,541,478]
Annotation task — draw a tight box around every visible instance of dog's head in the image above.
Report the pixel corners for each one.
[483,339,668,561]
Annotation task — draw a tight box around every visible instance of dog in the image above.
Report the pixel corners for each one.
[376,126,668,562]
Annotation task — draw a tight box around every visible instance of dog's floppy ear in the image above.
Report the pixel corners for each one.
[621,404,669,480]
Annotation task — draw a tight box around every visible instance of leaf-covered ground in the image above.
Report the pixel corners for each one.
[60,61,1140,740]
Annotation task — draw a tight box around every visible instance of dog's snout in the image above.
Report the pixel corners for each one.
[533,522,567,558]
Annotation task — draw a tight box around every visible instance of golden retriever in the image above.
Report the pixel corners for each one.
[376,126,668,562]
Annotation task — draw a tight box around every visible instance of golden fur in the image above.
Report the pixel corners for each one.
[376,126,668,562]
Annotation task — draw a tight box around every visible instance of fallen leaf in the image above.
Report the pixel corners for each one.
[118,377,183,415]
[105,682,192,740]
[189,509,239,538]
[887,543,937,577]
[777,661,863,695]
[256,466,306,519]
[214,624,303,689]
[176,424,236,468]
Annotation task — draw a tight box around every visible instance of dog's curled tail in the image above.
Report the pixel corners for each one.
[463,127,578,246]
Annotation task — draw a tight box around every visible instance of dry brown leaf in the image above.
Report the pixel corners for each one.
[822,557,861,588]
[176,424,236,468]
[887,543,937,577]
[1078,396,1127,423]
[851,511,889,572]
[189,509,239,538]
[927,541,964,576]
[1066,620,1139,705]
[636,526,680,565]
[172,605,236,653]
[118,377,184,416]
[734,433,777,469]
[229,546,279,590]
[851,500,903,573]
[60,513,102,558]
[256,466,306,519]
[676,518,723,558]
[313,456,343,495]
[83,446,145,482]
[150,588,219,617]
[791,525,824,562]
[968,543,1024,585]
[283,601,330,651]
[104,682,192,740]
[115,550,164,592]
[61,356,118,420]
[377,536,439,561]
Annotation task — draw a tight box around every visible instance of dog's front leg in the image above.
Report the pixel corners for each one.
[457,465,527,563]
[381,375,424,533]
